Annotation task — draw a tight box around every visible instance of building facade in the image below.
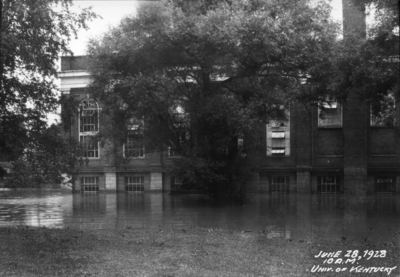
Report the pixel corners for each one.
[59,0,400,195]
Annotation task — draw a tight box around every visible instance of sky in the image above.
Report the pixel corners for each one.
[68,0,344,56]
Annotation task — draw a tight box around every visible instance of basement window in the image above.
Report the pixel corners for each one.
[125,176,144,192]
[81,177,99,192]
[375,177,395,193]
[271,176,288,193]
[318,176,340,193]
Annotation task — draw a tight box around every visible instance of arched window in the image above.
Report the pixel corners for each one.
[79,98,99,132]
[79,98,100,158]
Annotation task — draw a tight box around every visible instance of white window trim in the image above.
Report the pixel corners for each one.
[271,131,285,138]
[78,98,101,159]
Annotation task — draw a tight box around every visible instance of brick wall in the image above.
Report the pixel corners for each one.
[317,129,343,156]
[368,128,397,155]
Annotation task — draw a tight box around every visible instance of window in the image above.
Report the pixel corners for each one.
[374,177,395,193]
[370,93,396,127]
[271,131,285,138]
[124,137,144,158]
[125,176,144,192]
[267,107,290,156]
[124,117,144,158]
[81,177,99,192]
[318,176,340,193]
[271,177,288,193]
[79,99,100,158]
[171,105,186,127]
[271,132,286,155]
[318,101,342,127]
[80,135,99,158]
[80,99,99,132]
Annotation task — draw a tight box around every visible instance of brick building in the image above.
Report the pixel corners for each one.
[59,0,399,194]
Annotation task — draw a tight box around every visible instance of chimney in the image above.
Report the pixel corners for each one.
[342,0,366,38]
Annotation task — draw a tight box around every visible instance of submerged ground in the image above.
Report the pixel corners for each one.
[0,190,399,276]
[0,226,399,277]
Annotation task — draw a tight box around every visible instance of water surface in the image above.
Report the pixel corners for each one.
[0,190,399,243]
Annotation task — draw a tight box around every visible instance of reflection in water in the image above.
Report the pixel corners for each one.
[0,189,399,243]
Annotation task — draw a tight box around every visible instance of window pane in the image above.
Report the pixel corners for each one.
[125,176,144,192]
[82,177,99,192]
[319,109,341,126]
[80,99,99,132]
[80,136,99,158]
[271,149,285,154]
[125,137,144,158]
[272,132,285,138]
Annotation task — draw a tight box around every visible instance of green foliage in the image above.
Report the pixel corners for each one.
[328,0,399,118]
[87,0,338,202]
[5,124,87,188]
[0,0,96,185]
[60,94,81,133]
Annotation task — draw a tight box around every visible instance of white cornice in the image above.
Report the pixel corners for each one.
[58,71,91,78]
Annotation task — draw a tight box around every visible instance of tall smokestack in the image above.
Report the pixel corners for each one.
[342,0,366,38]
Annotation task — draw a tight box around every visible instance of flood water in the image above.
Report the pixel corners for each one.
[0,189,399,243]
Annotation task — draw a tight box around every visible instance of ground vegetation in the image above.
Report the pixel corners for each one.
[0,226,398,276]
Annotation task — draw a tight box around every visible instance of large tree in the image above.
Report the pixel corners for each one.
[0,0,96,185]
[328,0,399,127]
[87,0,338,202]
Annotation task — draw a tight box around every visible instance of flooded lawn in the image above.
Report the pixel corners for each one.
[0,189,399,244]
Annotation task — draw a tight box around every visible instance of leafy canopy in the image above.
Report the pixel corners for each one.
[328,0,399,119]
[88,0,338,201]
[0,0,96,183]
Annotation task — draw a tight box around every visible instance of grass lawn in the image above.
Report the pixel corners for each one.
[0,226,398,277]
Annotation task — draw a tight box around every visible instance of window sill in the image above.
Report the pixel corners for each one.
[369,154,397,157]
[317,155,343,158]
[317,126,343,129]
[369,126,395,129]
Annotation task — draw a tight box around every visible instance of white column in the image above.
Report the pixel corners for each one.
[150,172,163,191]
[105,172,117,190]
